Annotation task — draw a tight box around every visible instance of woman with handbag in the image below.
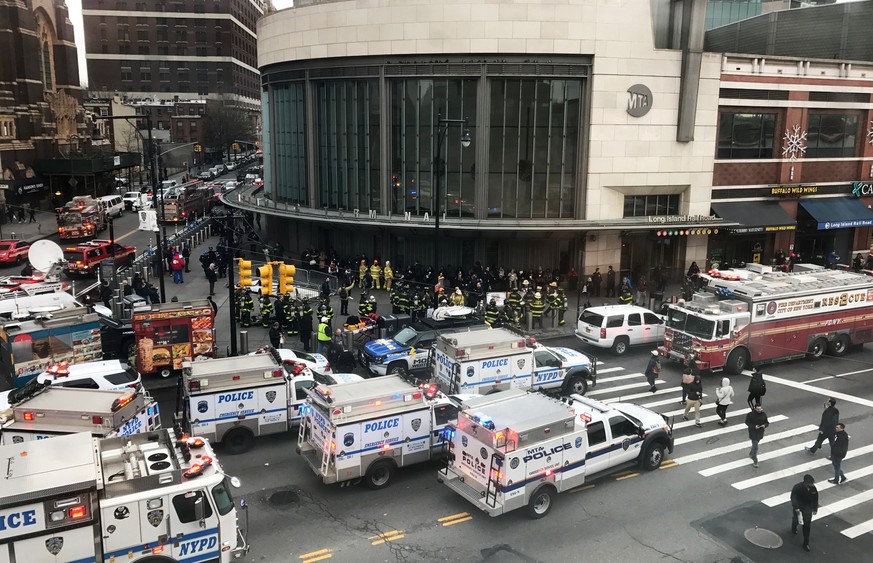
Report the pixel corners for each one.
[715,377,735,425]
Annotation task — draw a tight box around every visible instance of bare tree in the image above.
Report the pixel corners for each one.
[201,96,255,161]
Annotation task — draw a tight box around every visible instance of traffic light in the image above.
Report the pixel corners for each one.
[194,144,202,153]
[257,264,273,295]
[236,259,253,288]
[278,263,296,294]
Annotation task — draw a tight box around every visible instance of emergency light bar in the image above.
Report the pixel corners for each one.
[111,391,136,412]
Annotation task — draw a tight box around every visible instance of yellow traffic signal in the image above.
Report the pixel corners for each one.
[236,259,253,288]
[278,263,296,294]
[257,264,273,295]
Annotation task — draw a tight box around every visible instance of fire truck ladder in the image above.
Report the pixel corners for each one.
[484,454,502,509]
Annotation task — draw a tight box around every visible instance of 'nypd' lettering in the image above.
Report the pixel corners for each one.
[178,535,217,556]
[364,418,399,433]
[119,416,144,437]
[481,359,509,369]
[217,391,254,404]
[0,509,38,532]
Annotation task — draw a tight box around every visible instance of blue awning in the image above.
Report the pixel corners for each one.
[799,197,873,230]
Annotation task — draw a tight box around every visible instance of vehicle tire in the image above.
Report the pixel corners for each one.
[364,460,395,490]
[222,428,254,455]
[527,486,555,519]
[386,362,408,378]
[612,336,630,355]
[14,256,21,265]
[640,442,665,471]
[807,337,827,361]
[828,334,851,357]
[725,348,748,375]
[565,375,588,396]
[159,367,173,379]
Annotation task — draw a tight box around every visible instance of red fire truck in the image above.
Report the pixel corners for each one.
[56,196,107,240]
[160,180,208,223]
[659,265,873,374]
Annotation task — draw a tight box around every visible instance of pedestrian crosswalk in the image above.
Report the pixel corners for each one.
[584,357,873,541]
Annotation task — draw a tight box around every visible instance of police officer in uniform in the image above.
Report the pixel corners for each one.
[484,298,499,327]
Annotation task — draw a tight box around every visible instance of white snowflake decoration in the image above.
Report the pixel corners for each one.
[867,120,873,145]
[782,124,807,162]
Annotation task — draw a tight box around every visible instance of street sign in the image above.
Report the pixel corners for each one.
[138,210,159,232]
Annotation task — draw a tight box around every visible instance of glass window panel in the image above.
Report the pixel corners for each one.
[807,113,858,158]
[272,83,306,205]
[716,112,777,159]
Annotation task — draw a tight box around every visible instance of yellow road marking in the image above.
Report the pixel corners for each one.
[301,555,332,563]
[115,227,138,242]
[612,470,633,477]
[616,472,639,481]
[299,548,331,560]
[570,484,595,493]
[659,460,679,470]
[438,512,472,527]
[369,530,405,545]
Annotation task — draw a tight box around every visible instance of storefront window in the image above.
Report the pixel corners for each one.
[487,79,580,219]
[315,79,380,211]
[389,79,477,218]
[623,194,680,217]
[806,113,858,158]
[717,112,776,159]
[272,83,307,205]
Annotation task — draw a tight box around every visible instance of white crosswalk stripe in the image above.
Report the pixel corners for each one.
[603,385,683,403]
[595,366,625,375]
[593,372,649,384]
[587,378,664,396]
[762,465,873,507]
[671,425,818,465]
[672,408,747,430]
[731,444,873,490]
[700,441,812,477]
[842,517,873,539]
[812,489,873,522]
[659,402,714,417]
[637,395,710,410]
[676,415,788,446]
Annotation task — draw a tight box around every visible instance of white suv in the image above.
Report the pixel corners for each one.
[575,305,666,355]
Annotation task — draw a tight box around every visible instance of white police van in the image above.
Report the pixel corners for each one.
[433,328,597,396]
[0,385,160,444]
[296,375,473,489]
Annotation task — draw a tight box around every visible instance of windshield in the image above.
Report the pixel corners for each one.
[59,212,82,226]
[667,308,687,330]
[211,478,236,516]
[63,251,84,262]
[684,314,715,339]
[0,243,11,251]
[392,327,418,346]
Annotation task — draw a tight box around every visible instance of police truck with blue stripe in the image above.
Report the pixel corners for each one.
[433,328,597,396]
[438,390,673,518]
[0,429,249,563]
[296,375,474,489]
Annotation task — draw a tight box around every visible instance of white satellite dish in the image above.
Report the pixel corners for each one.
[28,240,65,274]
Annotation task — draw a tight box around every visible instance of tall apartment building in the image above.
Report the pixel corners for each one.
[82,0,265,112]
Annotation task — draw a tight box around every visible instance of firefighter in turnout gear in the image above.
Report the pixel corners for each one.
[368,294,377,314]
[505,289,521,311]
[278,294,291,330]
[317,299,334,326]
[358,292,372,317]
[529,291,546,329]
[383,261,394,291]
[450,287,465,306]
[484,298,499,327]
[370,260,382,290]
[358,260,367,287]
[299,298,313,321]
[548,282,568,325]
[619,282,633,304]
[233,288,246,323]
[284,297,298,336]
[260,295,274,328]
[239,292,255,327]
[501,303,520,329]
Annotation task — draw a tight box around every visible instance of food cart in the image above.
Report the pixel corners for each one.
[130,299,214,377]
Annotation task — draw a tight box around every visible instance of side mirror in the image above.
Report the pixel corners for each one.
[230,476,242,489]
[193,496,206,527]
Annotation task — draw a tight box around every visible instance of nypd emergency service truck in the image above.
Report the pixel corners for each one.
[433,328,597,396]
[0,429,249,563]
[438,390,673,518]
[0,386,160,444]
[296,376,472,489]
[178,349,321,455]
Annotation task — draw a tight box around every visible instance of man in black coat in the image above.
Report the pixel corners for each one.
[745,404,769,467]
[298,309,313,352]
[606,266,616,298]
[829,423,849,485]
[269,322,283,349]
[807,398,839,455]
[791,474,819,552]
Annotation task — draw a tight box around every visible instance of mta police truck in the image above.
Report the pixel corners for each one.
[0,386,160,444]
[177,349,321,455]
[0,429,249,563]
[433,328,597,396]
[296,375,471,489]
[438,390,673,518]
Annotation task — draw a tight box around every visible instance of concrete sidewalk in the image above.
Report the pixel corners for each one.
[0,213,56,244]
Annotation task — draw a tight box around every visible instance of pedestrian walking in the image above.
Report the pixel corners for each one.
[680,367,693,405]
[182,243,191,273]
[28,206,36,223]
[171,252,185,284]
[683,373,704,427]
[206,263,218,296]
[714,377,734,425]
[644,350,660,393]
[745,404,769,467]
[806,398,839,456]
[748,369,766,409]
[269,322,284,349]
[791,474,819,552]
[606,265,616,298]
[829,423,849,485]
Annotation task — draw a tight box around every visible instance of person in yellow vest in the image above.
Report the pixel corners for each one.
[450,287,465,306]
[370,260,382,290]
[316,316,331,354]
[358,259,367,287]
[383,261,394,291]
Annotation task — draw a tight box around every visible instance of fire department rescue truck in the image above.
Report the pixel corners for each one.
[0,429,249,563]
[296,375,474,489]
[433,328,597,396]
[438,389,673,518]
[177,349,320,455]
[658,265,873,374]
[0,385,160,444]
[56,195,107,240]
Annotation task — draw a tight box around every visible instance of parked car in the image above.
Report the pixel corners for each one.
[198,170,214,181]
[63,240,136,277]
[0,239,31,265]
[99,195,124,218]
[575,305,666,355]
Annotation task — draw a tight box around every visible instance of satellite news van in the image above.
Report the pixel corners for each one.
[0,430,249,563]
[0,386,160,444]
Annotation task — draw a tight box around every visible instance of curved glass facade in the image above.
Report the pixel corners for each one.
[262,58,589,221]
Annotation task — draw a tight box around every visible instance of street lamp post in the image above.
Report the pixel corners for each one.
[432,113,472,274]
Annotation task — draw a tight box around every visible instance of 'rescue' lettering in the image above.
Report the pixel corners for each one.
[522,443,572,463]
[364,418,399,433]
[0,510,38,531]
[178,535,217,556]
[217,391,254,404]
[481,359,509,369]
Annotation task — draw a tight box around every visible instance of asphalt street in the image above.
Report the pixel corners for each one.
[8,190,873,563]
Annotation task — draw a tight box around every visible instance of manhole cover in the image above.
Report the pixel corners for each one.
[744,527,783,549]
[269,490,300,506]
